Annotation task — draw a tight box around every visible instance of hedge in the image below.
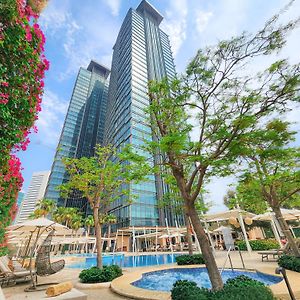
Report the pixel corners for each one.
[171,276,276,300]
[278,255,300,273]
[175,254,205,265]
[235,239,279,251]
[79,265,122,283]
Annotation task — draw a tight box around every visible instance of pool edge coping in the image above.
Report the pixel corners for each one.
[110,264,300,300]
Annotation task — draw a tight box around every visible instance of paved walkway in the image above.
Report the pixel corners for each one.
[2,251,299,300]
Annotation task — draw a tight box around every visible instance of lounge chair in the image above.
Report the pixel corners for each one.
[257,248,284,261]
[258,242,291,262]
[0,256,35,287]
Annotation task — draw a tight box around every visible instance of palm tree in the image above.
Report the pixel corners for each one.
[84,215,95,237]
[103,214,117,250]
[70,214,82,235]
[53,207,79,227]
[35,198,56,218]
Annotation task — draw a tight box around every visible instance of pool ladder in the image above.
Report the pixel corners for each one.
[220,245,246,275]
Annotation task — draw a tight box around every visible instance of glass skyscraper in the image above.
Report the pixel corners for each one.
[104,0,177,229]
[45,61,110,209]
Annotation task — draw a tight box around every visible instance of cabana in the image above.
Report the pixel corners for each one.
[253,208,300,246]
[203,209,257,253]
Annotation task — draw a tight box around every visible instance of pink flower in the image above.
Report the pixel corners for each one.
[1,82,9,87]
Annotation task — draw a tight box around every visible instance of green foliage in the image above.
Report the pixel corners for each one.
[0,0,48,251]
[278,255,300,273]
[175,254,205,265]
[235,239,279,251]
[171,280,207,300]
[147,5,300,289]
[79,265,122,283]
[171,276,276,300]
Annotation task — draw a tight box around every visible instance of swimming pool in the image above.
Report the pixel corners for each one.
[131,268,283,291]
[68,253,179,268]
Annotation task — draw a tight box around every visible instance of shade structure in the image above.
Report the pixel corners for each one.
[204,209,256,222]
[159,233,184,239]
[213,226,233,233]
[7,217,68,232]
[253,208,300,221]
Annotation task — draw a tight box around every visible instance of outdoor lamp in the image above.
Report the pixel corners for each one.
[275,267,296,300]
[229,217,237,225]
[244,217,253,225]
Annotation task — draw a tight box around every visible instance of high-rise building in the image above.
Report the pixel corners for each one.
[104,0,177,229]
[45,61,110,209]
[15,171,50,224]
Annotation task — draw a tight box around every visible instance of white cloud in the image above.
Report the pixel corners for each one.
[36,90,68,146]
[162,0,188,57]
[103,0,121,16]
[195,10,213,33]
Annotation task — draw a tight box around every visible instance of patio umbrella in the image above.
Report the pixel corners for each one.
[253,208,300,245]
[253,208,300,221]
[213,226,233,233]
[7,217,69,290]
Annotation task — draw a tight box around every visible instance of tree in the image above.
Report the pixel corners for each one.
[147,6,300,289]
[0,0,48,251]
[84,215,95,237]
[223,188,267,214]
[60,144,150,268]
[237,119,300,256]
[52,207,79,228]
[33,199,56,218]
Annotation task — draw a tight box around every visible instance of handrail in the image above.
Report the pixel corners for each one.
[220,246,233,275]
[220,245,246,275]
[235,245,246,269]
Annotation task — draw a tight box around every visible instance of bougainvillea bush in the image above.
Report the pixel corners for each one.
[0,0,49,250]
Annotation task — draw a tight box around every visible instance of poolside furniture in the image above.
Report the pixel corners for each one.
[36,230,65,277]
[258,249,284,261]
[0,255,35,287]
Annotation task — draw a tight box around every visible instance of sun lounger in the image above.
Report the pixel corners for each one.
[0,256,36,286]
[257,249,284,261]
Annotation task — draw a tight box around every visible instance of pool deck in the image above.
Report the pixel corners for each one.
[2,251,300,300]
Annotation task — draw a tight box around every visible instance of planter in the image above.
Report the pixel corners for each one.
[75,281,111,290]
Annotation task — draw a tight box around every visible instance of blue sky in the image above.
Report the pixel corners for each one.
[18,0,300,212]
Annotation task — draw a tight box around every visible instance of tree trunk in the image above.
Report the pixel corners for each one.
[187,203,223,290]
[93,209,103,268]
[273,206,300,257]
[184,212,193,255]
[108,224,111,249]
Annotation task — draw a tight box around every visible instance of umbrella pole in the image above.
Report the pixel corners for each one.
[28,227,41,290]
[238,213,252,254]
[165,218,173,254]
[155,225,158,253]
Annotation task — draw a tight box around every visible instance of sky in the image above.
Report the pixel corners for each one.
[18,0,300,213]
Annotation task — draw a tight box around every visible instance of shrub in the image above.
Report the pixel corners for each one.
[171,276,276,300]
[278,255,300,273]
[79,265,122,283]
[175,254,205,265]
[171,280,208,300]
[235,239,279,251]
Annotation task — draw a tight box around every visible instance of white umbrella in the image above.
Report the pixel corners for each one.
[159,233,184,239]
[7,217,68,232]
[204,209,256,222]
[213,226,233,233]
[253,208,300,221]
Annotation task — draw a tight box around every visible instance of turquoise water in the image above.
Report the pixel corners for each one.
[68,253,179,268]
[132,268,283,291]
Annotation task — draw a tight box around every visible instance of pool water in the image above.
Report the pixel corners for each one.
[132,268,283,291]
[68,254,179,268]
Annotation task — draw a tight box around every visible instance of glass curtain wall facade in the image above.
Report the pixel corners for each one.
[45,61,110,210]
[104,0,178,229]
